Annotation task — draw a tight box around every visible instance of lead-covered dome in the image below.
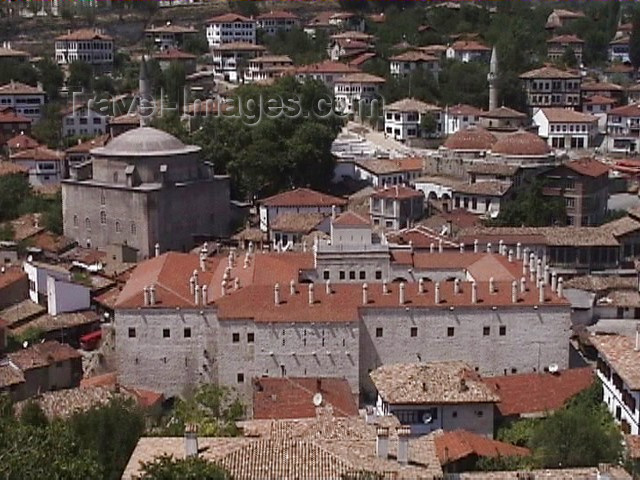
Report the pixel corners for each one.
[92,126,200,157]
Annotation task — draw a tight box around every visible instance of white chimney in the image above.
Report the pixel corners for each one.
[511,280,518,304]
[194,285,201,305]
[155,243,160,257]
[376,427,389,459]
[520,277,526,294]
[487,242,492,254]
[362,283,368,305]
[454,278,461,295]
[193,269,199,286]
[434,281,440,304]
[522,260,528,276]
[184,424,198,458]
[523,247,529,264]
[399,282,406,305]
[536,259,542,285]
[635,324,640,352]
[143,286,150,306]
[289,280,296,296]
[429,243,434,254]
[557,277,564,298]
[234,278,240,290]
[383,280,389,295]
[418,278,425,295]
[471,282,477,304]
[220,280,227,297]
[397,426,410,465]
[438,239,443,254]
[508,250,514,263]
[516,242,522,260]
[189,276,196,295]
[149,285,156,306]
[499,239,504,255]
[274,283,280,305]
[460,243,465,253]
[326,280,332,295]
[473,239,478,253]
[331,204,337,220]
[551,271,558,293]
[544,265,550,286]
[202,285,208,305]
[200,254,206,272]
[308,283,315,305]
[539,280,545,304]
[489,277,495,294]
[529,254,535,280]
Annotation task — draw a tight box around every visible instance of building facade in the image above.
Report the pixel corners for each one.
[533,108,598,149]
[520,66,581,113]
[206,13,256,48]
[384,98,443,141]
[256,11,300,36]
[144,23,197,51]
[334,73,386,116]
[62,104,109,138]
[0,81,46,124]
[212,42,266,83]
[54,28,114,73]
[370,186,425,230]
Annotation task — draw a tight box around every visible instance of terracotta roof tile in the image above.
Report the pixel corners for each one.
[371,362,500,405]
[482,367,594,416]
[582,81,623,92]
[449,40,491,52]
[0,161,28,176]
[332,211,370,227]
[539,108,597,123]
[0,362,25,388]
[335,73,386,84]
[481,106,527,119]
[443,126,496,151]
[0,108,30,124]
[390,50,438,62]
[270,213,327,233]
[0,266,27,291]
[371,185,424,200]
[212,42,265,52]
[591,334,640,390]
[261,188,347,208]
[466,163,519,176]
[295,60,360,75]
[609,102,640,117]
[491,130,551,156]
[584,94,616,106]
[7,133,39,150]
[386,98,441,113]
[0,81,43,95]
[520,66,580,79]
[11,146,62,162]
[145,24,196,34]
[253,377,358,420]
[354,157,425,175]
[448,104,484,116]
[154,48,196,60]
[564,158,609,177]
[257,10,299,20]
[65,134,110,154]
[435,430,530,464]
[207,13,253,23]
[56,28,113,41]
[0,47,29,59]
[547,34,584,44]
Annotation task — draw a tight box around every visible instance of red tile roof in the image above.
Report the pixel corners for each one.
[56,28,113,41]
[443,126,496,151]
[538,108,597,123]
[583,95,616,106]
[0,161,28,176]
[547,34,584,44]
[482,367,594,417]
[582,81,623,92]
[335,73,386,84]
[0,266,27,290]
[253,377,358,420]
[0,108,30,124]
[154,48,196,60]
[65,134,110,154]
[207,13,253,23]
[8,341,81,371]
[332,211,370,227]
[435,430,530,465]
[257,10,299,20]
[520,66,580,79]
[609,102,640,117]
[11,146,62,162]
[449,40,490,52]
[491,130,551,157]
[447,104,483,116]
[0,81,44,95]
[565,158,609,178]
[481,106,526,119]
[371,185,424,200]
[6,133,39,150]
[389,50,438,62]
[295,60,359,75]
[260,188,347,208]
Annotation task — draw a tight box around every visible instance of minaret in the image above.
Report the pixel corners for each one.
[488,46,498,112]
[139,56,152,127]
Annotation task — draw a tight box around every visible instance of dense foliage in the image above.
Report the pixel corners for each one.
[490,181,567,227]
[139,455,231,480]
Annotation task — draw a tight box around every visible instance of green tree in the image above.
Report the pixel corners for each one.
[227,0,258,17]
[140,455,231,480]
[561,47,578,68]
[630,12,640,73]
[530,383,623,468]
[19,401,49,428]
[477,455,534,472]
[182,32,209,56]
[32,103,62,148]
[37,58,64,100]
[68,60,93,91]
[163,62,186,110]
[420,112,438,137]
[0,174,31,222]
[43,191,63,235]
[491,180,567,227]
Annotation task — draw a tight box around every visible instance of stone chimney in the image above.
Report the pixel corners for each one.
[202,285,208,305]
[511,280,518,304]
[473,239,478,253]
[362,283,368,305]
[194,285,201,305]
[434,281,440,304]
[193,269,199,287]
[489,277,495,295]
[155,243,160,258]
[376,427,389,459]
[397,426,411,465]
[544,265,550,286]
[520,276,526,294]
[220,280,226,297]
[184,423,198,458]
[539,280,545,304]
[471,282,478,304]
[438,239,443,254]
[143,286,150,306]
[383,280,389,295]
[308,283,315,305]
[399,282,406,305]
[516,242,522,260]
[551,271,558,293]
[189,276,196,296]
[149,285,156,306]
[499,239,504,255]
[508,249,514,263]
[487,242,492,254]
[557,277,564,298]
[331,204,337,220]
[325,280,332,295]
[460,243,465,254]
[418,278,425,295]
[274,283,280,305]
[454,278,461,295]
[289,280,296,296]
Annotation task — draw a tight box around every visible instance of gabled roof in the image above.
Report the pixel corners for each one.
[591,334,640,390]
[295,60,359,75]
[6,133,39,150]
[0,161,28,176]
[212,42,266,52]
[449,40,490,52]
[270,213,327,234]
[335,73,386,84]
[207,13,254,23]
[0,107,30,124]
[482,367,594,417]
[519,66,580,79]
[481,106,526,119]
[11,146,62,162]
[582,81,623,92]
[144,24,197,34]
[0,46,29,59]
[443,126,496,151]
[538,108,597,123]
[260,188,347,208]
[371,185,424,200]
[584,95,616,106]
[564,158,609,178]
[386,98,441,113]
[0,81,44,95]
[609,102,640,117]
[332,211,370,227]
[65,134,110,154]
[253,377,358,420]
[56,28,113,41]
[353,157,425,175]
[434,430,530,465]
[447,104,483,116]
[389,50,438,62]
[257,10,299,20]
[547,34,584,44]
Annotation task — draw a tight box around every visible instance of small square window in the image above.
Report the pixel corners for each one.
[483,326,490,336]
[499,326,506,336]
[359,271,366,280]
[375,271,382,280]
[247,332,255,343]
[339,271,346,280]
[349,271,356,280]
[184,328,191,338]
[323,270,330,280]
[447,327,455,337]
[237,373,245,383]
[511,368,518,374]
[163,328,170,338]
[452,411,458,418]
[476,410,484,418]
[376,327,383,338]
[232,333,240,343]
[410,327,418,337]
[128,328,136,338]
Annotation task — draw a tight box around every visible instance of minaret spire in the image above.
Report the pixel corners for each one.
[139,56,152,127]
[488,46,499,111]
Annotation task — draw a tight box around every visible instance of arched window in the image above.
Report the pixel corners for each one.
[131,222,136,235]
[100,190,106,205]
[115,221,121,233]
[100,211,106,225]
[85,218,91,231]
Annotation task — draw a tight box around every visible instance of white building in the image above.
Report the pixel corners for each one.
[519,66,582,112]
[294,60,359,89]
[61,103,110,138]
[446,40,491,63]
[144,23,197,51]
[10,146,63,187]
[256,10,300,36]
[334,73,385,116]
[206,13,256,48]
[334,157,424,188]
[212,42,266,83]
[582,95,615,134]
[607,103,640,154]
[443,104,483,136]
[23,260,90,315]
[609,35,630,64]
[0,81,46,124]
[533,107,598,149]
[371,362,498,437]
[384,98,443,141]
[592,334,640,435]
[244,55,293,84]
[389,50,440,80]
[369,185,424,230]
[54,28,114,73]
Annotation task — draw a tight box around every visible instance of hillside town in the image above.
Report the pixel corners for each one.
[4,0,640,478]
